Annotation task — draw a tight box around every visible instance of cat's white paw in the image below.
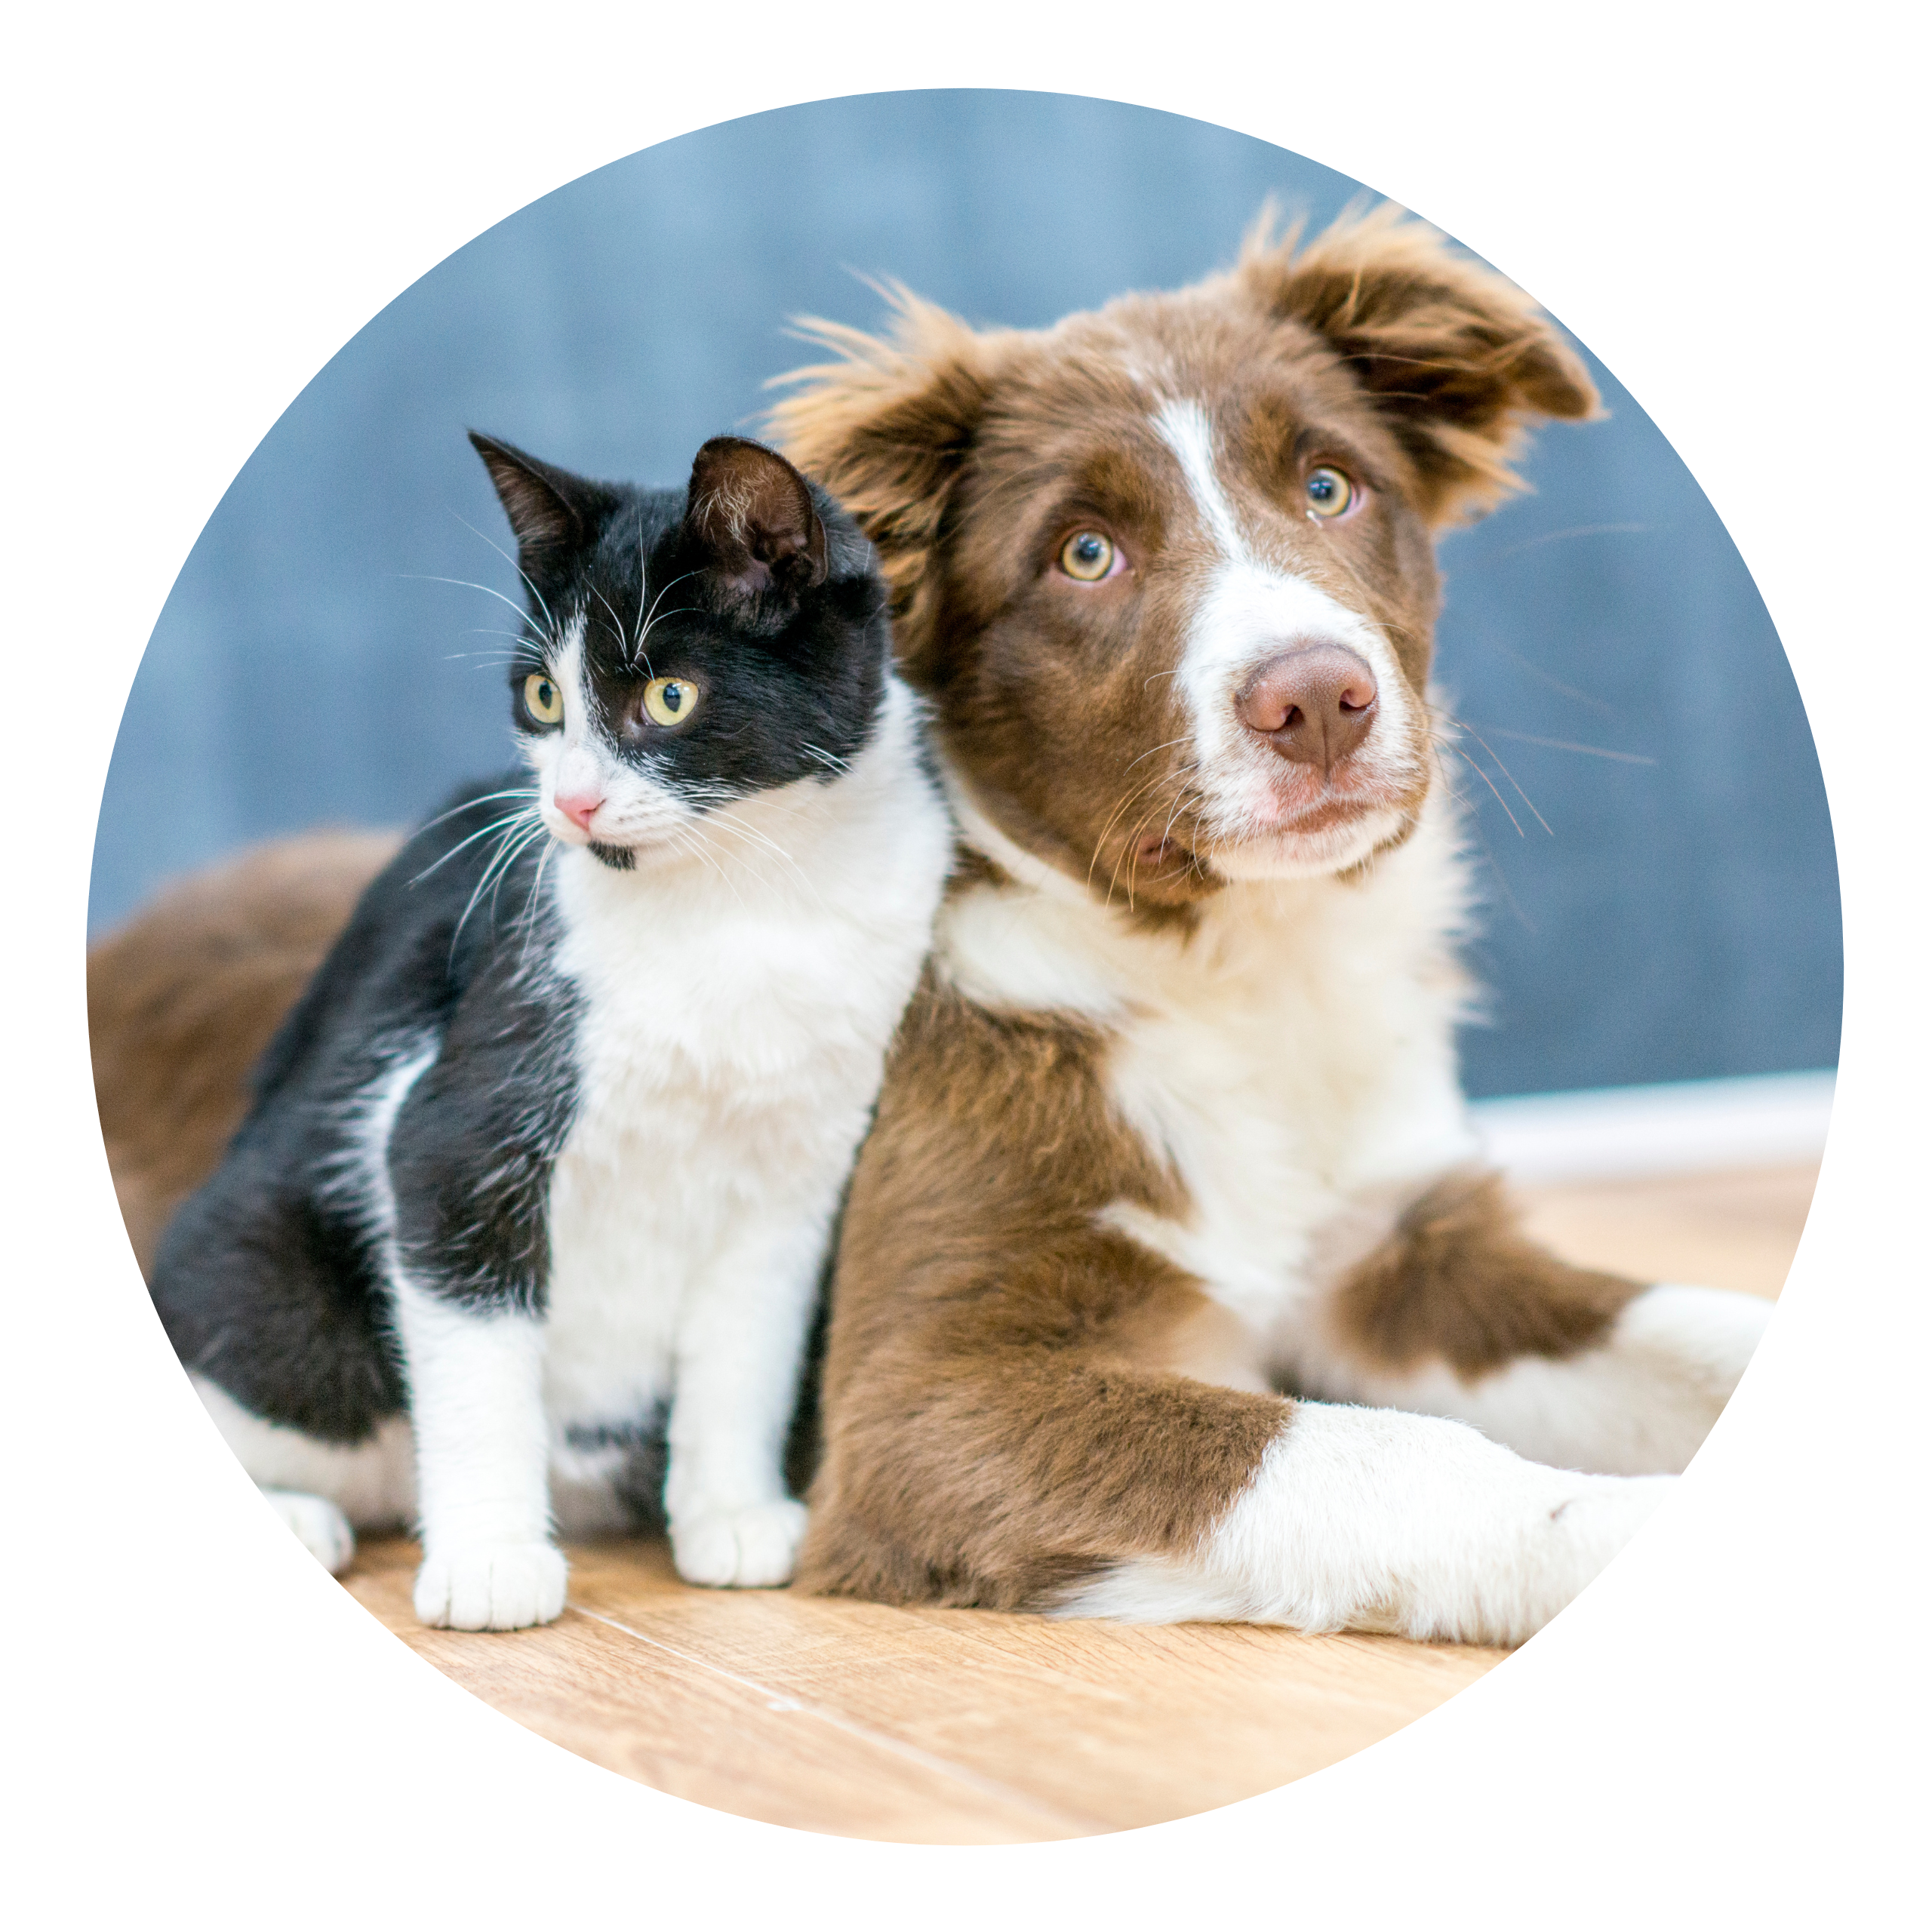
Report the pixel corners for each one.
[413,1543,568,1630]
[263,1488,355,1575]
[671,1499,808,1588]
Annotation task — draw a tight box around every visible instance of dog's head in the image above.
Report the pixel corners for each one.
[771,205,1596,909]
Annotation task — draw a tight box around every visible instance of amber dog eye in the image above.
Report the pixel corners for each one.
[1058,531,1117,581]
[642,677,701,727]
[523,672,564,724]
[1306,466,1355,519]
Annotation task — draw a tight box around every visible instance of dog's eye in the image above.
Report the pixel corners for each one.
[1306,467,1355,519]
[641,677,701,728]
[1058,531,1118,581]
[523,672,564,724]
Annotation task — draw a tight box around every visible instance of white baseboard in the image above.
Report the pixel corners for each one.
[1468,1070,1836,1183]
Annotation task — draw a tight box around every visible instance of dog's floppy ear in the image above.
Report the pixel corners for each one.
[1244,203,1600,525]
[767,290,998,681]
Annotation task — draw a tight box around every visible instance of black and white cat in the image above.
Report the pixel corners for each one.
[149,433,953,1630]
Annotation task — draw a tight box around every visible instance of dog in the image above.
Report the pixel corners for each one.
[91,207,1772,1647]
[761,205,1774,1644]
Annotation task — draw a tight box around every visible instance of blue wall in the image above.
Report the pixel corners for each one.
[90,90,1841,1100]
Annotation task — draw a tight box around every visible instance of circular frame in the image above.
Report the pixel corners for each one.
[56,53,1870,1878]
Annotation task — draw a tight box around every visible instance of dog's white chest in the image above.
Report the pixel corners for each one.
[943,823,1481,1346]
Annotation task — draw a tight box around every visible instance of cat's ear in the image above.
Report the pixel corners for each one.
[681,437,828,611]
[469,432,617,574]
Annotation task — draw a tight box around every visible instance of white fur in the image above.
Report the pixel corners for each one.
[208,673,951,1625]
[929,406,1770,1636]
[389,1281,561,1629]
[1057,1402,1673,1647]
[1292,1282,1777,1475]
[536,675,950,1595]
[1152,398,1426,878]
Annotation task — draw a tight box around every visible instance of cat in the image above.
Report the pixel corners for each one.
[148,431,954,1631]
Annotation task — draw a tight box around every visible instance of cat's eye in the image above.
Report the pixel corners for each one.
[1306,466,1355,519]
[1058,530,1118,581]
[523,672,564,724]
[642,677,701,728]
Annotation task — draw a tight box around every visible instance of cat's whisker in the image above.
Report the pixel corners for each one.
[707,812,819,904]
[448,509,557,641]
[589,582,629,647]
[514,834,558,979]
[409,798,543,885]
[400,573,538,626]
[633,571,700,669]
[448,811,546,953]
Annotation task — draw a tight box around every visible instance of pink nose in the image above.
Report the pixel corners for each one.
[554,789,603,831]
[1235,645,1379,774]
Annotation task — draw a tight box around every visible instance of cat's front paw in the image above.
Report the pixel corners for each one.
[671,1499,808,1589]
[414,1542,568,1631]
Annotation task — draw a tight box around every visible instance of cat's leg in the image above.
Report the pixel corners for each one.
[663,1214,823,1588]
[389,1281,566,1631]
[1287,1168,1774,1475]
[188,1377,417,1575]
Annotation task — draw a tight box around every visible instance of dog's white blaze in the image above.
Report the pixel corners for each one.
[1055,1401,1674,1646]
[1151,397,1424,875]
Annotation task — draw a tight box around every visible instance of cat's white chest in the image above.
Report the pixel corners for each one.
[537,780,949,1432]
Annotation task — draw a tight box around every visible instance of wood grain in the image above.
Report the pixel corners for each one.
[332,1162,1818,1842]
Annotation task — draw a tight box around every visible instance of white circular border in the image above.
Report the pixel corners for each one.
[56,56,1870,1870]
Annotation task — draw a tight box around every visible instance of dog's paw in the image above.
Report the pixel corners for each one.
[671,1499,808,1588]
[263,1489,355,1574]
[1622,1284,1775,1400]
[1514,1472,1676,1637]
[414,1543,568,1631]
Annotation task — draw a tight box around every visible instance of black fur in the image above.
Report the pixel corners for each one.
[149,435,896,1465]
[478,430,891,841]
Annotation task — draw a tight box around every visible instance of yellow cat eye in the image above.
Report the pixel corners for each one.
[642,676,701,728]
[523,672,564,724]
[1306,466,1355,519]
[1059,530,1116,581]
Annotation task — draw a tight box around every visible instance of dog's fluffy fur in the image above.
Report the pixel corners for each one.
[759,205,1773,1644]
[91,208,1774,1647]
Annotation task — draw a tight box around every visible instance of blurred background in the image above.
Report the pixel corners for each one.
[89,89,1840,1101]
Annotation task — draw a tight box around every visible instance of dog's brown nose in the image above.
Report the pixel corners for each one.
[1235,645,1379,771]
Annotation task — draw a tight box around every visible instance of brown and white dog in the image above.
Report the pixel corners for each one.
[761,205,1773,1644]
[92,208,1771,1647]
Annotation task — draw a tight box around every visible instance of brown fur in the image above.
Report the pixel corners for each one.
[778,208,1626,1610]
[799,971,1287,1608]
[88,210,1626,1621]
[88,831,397,1275]
[773,208,1594,924]
[1328,1169,1642,1378]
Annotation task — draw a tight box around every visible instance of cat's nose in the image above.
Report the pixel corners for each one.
[554,788,604,832]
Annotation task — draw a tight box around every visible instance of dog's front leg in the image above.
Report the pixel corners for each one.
[1061,1398,1672,1646]
[1290,1168,1773,1475]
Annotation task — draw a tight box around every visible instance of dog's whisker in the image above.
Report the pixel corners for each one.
[1447,718,1552,836]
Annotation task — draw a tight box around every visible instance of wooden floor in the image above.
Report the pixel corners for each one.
[337,1163,1816,1843]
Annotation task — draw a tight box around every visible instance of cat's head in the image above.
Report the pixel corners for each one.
[470,431,891,869]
